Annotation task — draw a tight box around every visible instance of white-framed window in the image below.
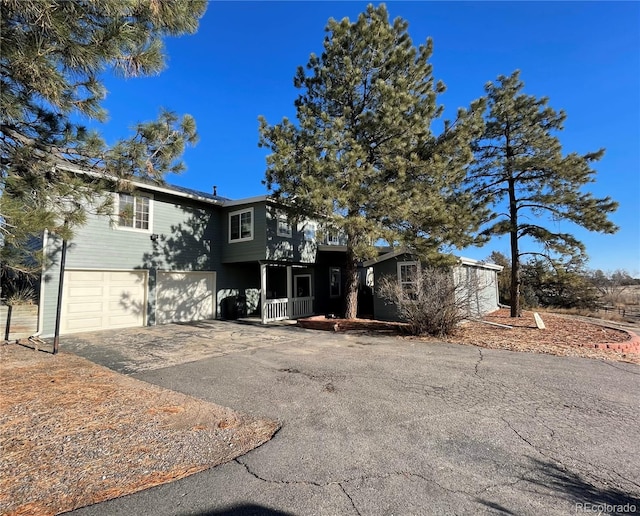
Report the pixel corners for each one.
[229,208,254,243]
[329,267,341,298]
[276,211,292,238]
[116,192,152,232]
[397,261,419,296]
[326,231,340,245]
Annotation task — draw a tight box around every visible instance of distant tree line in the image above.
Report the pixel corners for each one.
[488,251,639,310]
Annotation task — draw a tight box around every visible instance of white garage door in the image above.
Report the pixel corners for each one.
[62,269,147,334]
[156,271,216,324]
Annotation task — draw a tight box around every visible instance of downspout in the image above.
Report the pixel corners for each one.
[53,235,68,354]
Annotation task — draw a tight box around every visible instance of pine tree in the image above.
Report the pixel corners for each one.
[259,4,487,318]
[0,0,206,276]
[469,71,618,317]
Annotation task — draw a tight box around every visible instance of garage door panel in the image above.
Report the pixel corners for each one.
[66,301,102,314]
[156,271,215,325]
[61,270,146,334]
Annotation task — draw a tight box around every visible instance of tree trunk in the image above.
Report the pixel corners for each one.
[506,125,521,318]
[508,171,521,317]
[344,261,359,319]
[343,241,360,319]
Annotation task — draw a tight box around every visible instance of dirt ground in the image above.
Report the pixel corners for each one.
[301,309,640,365]
[0,345,279,516]
[439,309,640,365]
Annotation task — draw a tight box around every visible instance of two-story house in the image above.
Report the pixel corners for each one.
[32,172,501,338]
[35,175,349,337]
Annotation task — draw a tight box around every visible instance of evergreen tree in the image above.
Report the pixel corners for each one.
[469,71,618,317]
[488,251,511,305]
[259,4,487,318]
[0,0,206,276]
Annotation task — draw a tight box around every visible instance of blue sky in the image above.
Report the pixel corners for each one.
[95,1,640,274]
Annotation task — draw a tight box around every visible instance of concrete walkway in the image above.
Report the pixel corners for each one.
[65,321,640,515]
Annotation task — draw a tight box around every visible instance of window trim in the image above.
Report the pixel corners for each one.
[329,267,341,298]
[115,192,153,234]
[276,211,292,238]
[228,207,254,243]
[397,261,419,294]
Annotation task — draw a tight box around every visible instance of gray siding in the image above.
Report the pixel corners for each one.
[454,264,500,318]
[41,191,221,336]
[371,254,500,322]
[265,204,317,263]
[372,256,407,321]
[216,263,261,318]
[221,202,267,263]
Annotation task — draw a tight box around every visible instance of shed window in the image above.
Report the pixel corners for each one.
[397,261,419,297]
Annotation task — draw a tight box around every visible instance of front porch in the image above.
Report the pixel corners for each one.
[260,262,315,323]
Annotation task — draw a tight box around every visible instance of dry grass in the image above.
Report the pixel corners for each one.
[0,345,279,516]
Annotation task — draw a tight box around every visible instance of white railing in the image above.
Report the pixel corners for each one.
[263,297,314,322]
[293,297,314,318]
[264,298,289,322]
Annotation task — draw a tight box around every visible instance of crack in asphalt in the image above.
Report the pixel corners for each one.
[234,458,478,497]
[499,416,640,498]
[474,349,484,377]
[337,483,362,516]
[501,416,558,465]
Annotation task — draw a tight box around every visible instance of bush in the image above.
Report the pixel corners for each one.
[378,265,484,337]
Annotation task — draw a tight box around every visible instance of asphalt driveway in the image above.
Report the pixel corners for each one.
[65,321,640,515]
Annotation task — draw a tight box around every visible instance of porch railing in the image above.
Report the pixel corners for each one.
[264,298,288,322]
[293,297,314,318]
[263,296,314,323]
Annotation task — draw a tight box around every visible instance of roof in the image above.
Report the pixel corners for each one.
[362,248,504,271]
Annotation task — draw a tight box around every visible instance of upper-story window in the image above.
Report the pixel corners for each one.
[229,207,253,242]
[326,231,340,245]
[117,192,152,232]
[276,212,292,238]
[302,221,316,241]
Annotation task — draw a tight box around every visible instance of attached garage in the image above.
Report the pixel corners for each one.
[156,271,216,324]
[61,269,147,334]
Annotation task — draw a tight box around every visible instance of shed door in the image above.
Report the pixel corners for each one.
[61,269,147,334]
[156,271,216,324]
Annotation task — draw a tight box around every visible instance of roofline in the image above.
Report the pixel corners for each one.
[56,164,226,206]
[221,195,270,207]
[458,257,504,271]
[362,248,412,267]
[362,249,504,271]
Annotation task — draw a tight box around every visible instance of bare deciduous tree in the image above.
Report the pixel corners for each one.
[378,265,493,337]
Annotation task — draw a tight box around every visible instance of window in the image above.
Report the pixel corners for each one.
[329,267,341,298]
[294,275,312,298]
[117,193,152,232]
[326,231,340,245]
[276,212,292,238]
[229,208,253,242]
[302,222,316,241]
[398,261,419,297]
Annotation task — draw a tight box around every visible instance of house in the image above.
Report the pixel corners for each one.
[31,174,501,338]
[361,249,503,322]
[35,176,349,337]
